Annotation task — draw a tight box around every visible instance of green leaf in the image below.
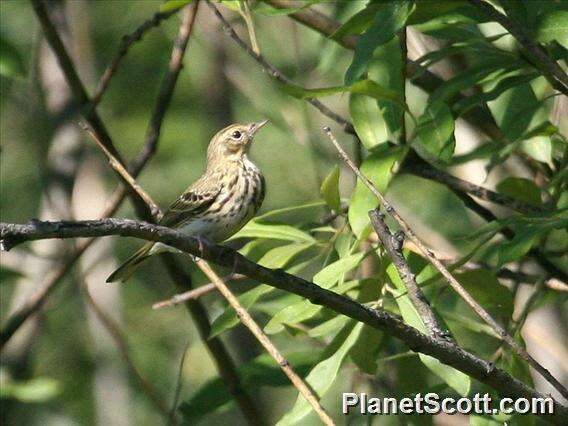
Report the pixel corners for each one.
[536,10,568,49]
[320,165,341,212]
[209,243,314,338]
[496,177,542,208]
[407,1,470,25]
[180,351,321,422]
[1,377,61,403]
[255,201,327,221]
[345,1,415,84]
[453,270,514,321]
[349,325,383,374]
[348,146,405,238]
[229,221,315,243]
[308,316,351,338]
[453,72,539,116]
[254,0,323,16]
[280,79,405,110]
[264,253,365,334]
[496,228,539,268]
[0,36,26,79]
[428,58,525,106]
[159,0,192,13]
[276,321,362,426]
[332,2,381,39]
[349,93,388,149]
[265,277,363,336]
[414,101,455,161]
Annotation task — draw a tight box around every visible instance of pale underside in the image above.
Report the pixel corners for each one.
[149,156,264,255]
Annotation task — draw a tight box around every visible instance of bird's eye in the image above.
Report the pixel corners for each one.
[231,130,242,139]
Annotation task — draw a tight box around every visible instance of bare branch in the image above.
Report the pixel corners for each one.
[152,273,247,309]
[91,6,184,106]
[2,217,568,423]
[206,1,354,135]
[369,210,449,340]
[322,126,568,401]
[25,4,263,423]
[193,259,335,426]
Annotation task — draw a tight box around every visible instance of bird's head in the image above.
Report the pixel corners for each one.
[207,120,269,164]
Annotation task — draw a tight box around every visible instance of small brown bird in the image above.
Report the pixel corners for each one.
[106,120,268,283]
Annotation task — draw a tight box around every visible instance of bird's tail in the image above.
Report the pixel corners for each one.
[106,242,154,283]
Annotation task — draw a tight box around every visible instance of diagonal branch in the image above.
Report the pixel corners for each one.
[25,3,264,423]
[2,218,567,423]
[206,1,354,134]
[193,258,335,426]
[369,210,449,341]
[323,126,568,402]
[91,6,184,106]
[468,0,568,96]
[262,0,510,143]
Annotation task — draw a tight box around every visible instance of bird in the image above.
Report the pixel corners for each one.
[106,120,268,283]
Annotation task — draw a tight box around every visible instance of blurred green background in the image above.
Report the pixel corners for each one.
[1,1,567,425]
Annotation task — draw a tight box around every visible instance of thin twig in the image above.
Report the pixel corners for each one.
[152,273,247,309]
[3,218,568,423]
[263,0,513,145]
[135,2,199,175]
[91,6,184,106]
[23,4,263,423]
[206,1,354,135]
[369,210,449,340]
[83,287,171,420]
[193,258,335,426]
[238,0,260,55]
[81,123,162,218]
[322,126,568,401]
[468,0,568,96]
[403,161,544,215]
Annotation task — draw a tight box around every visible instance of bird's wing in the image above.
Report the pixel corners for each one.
[159,177,222,228]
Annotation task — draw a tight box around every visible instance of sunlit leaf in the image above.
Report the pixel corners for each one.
[414,101,455,161]
[230,221,315,243]
[320,165,341,212]
[280,79,405,110]
[159,0,192,13]
[209,243,314,338]
[348,146,405,238]
[264,253,365,334]
[0,377,60,403]
[536,10,568,49]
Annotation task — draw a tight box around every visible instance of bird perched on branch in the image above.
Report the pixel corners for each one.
[106,120,268,283]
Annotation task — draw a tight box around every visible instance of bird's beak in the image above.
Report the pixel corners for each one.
[248,119,269,137]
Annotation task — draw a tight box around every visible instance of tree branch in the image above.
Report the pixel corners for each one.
[369,210,449,340]
[263,0,510,145]
[26,4,264,423]
[91,6,184,106]
[2,218,567,423]
[193,258,334,426]
[206,1,354,135]
[323,126,568,402]
[468,0,568,96]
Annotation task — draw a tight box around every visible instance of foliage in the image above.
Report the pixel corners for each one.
[1,0,567,425]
